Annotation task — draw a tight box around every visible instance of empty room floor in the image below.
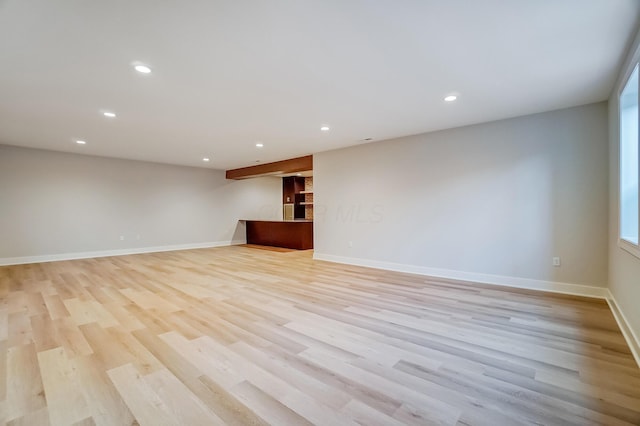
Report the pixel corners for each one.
[1,245,639,425]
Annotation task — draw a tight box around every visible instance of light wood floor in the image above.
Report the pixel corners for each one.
[1,245,639,426]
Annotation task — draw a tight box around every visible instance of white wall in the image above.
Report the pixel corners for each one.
[0,145,281,263]
[314,103,609,290]
[608,28,640,353]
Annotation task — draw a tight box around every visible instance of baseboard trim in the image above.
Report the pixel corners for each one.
[0,239,246,266]
[606,291,640,368]
[313,253,609,299]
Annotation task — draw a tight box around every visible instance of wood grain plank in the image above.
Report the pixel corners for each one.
[37,347,91,426]
[74,354,136,426]
[106,363,176,426]
[6,343,46,422]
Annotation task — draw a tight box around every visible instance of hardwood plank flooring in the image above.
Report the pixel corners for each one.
[0,245,639,425]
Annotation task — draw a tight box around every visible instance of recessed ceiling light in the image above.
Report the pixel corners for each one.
[296,173,302,176]
[202,157,210,162]
[76,140,86,145]
[103,112,116,118]
[320,126,330,132]
[444,95,457,102]
[134,64,152,74]
[256,143,264,148]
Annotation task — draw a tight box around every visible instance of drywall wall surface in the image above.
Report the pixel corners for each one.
[314,103,608,288]
[0,145,281,259]
[608,26,640,348]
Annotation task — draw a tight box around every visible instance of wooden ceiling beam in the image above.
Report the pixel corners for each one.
[225,155,313,180]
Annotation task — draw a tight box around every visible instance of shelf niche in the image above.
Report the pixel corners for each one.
[283,176,313,220]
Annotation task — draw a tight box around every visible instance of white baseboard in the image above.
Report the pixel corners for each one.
[0,239,246,266]
[313,253,609,299]
[606,291,640,368]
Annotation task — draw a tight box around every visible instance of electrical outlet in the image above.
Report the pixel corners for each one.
[552,257,561,267]
[348,241,353,248]
[120,235,125,241]
[136,234,141,240]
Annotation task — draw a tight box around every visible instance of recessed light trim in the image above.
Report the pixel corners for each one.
[256,143,264,148]
[202,157,210,162]
[444,95,458,102]
[103,112,116,118]
[76,140,86,145]
[134,64,152,74]
[320,126,330,132]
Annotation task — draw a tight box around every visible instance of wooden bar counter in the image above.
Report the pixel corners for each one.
[244,220,313,250]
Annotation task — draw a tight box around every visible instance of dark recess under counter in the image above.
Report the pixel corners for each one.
[244,220,313,250]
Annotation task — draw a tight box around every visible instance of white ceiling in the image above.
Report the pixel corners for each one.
[0,1,638,170]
